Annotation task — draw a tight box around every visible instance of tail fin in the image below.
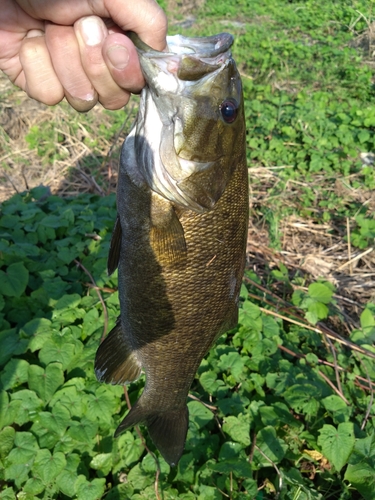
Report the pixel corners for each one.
[115,401,189,467]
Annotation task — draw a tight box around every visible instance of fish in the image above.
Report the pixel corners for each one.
[95,31,248,467]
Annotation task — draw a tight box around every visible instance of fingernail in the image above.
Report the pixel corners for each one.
[65,89,98,112]
[26,29,45,38]
[80,17,105,46]
[107,45,130,70]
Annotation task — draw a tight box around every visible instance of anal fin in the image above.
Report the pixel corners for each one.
[107,215,122,275]
[95,318,141,385]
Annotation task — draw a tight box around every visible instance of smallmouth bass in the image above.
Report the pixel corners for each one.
[95,31,248,466]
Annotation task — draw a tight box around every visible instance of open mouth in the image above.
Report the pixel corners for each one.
[128,31,233,58]
[128,31,234,81]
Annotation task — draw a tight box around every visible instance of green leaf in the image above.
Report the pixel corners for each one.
[31,403,70,448]
[21,318,53,352]
[28,363,64,402]
[0,359,30,390]
[87,385,118,423]
[82,308,102,337]
[0,392,20,430]
[11,390,43,425]
[57,246,78,264]
[127,464,154,490]
[6,432,39,465]
[345,434,375,498]
[308,282,333,304]
[307,301,329,322]
[53,293,82,311]
[49,384,84,418]
[259,402,301,429]
[253,426,287,467]
[0,262,29,297]
[115,431,144,469]
[90,453,113,475]
[55,453,81,497]
[305,310,318,325]
[0,329,28,367]
[174,452,195,484]
[360,308,375,337]
[141,453,170,475]
[38,340,75,369]
[199,370,225,395]
[40,214,69,228]
[103,484,135,500]
[217,394,250,417]
[67,418,98,444]
[0,487,16,500]
[321,395,351,424]
[358,130,370,143]
[222,416,250,446]
[23,477,45,496]
[283,384,320,416]
[197,485,222,500]
[56,470,77,498]
[318,422,355,471]
[52,307,86,325]
[219,442,244,461]
[32,449,66,484]
[4,463,31,488]
[209,457,252,478]
[262,315,280,337]
[0,427,16,460]
[239,300,262,331]
[188,400,214,430]
[218,351,247,381]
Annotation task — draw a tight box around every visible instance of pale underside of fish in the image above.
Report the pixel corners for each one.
[95,31,249,466]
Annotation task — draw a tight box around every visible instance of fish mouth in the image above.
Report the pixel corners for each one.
[128,31,234,81]
[128,31,233,58]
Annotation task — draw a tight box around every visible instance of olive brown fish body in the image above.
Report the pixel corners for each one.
[95,32,248,466]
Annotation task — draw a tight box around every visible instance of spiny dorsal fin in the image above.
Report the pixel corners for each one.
[107,215,122,275]
[150,193,187,267]
[95,318,142,385]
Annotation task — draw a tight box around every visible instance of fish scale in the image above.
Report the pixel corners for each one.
[95,31,248,466]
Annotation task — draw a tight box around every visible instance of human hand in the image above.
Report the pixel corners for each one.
[0,0,167,111]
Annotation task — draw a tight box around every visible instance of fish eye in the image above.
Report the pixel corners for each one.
[220,98,239,123]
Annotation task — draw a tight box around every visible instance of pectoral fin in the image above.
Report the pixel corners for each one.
[150,194,187,267]
[107,215,122,275]
[95,318,142,385]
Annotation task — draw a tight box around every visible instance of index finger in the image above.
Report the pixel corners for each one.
[16,0,167,50]
[105,0,167,50]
